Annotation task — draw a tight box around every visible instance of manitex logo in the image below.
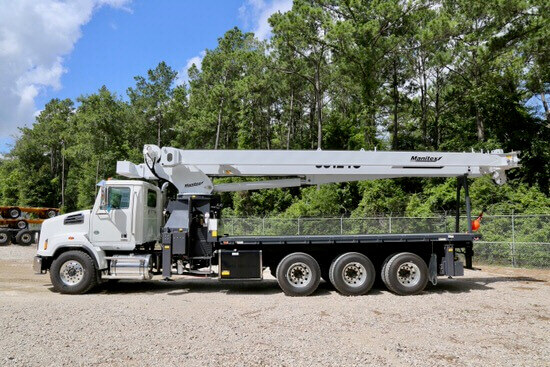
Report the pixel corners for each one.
[184,181,204,188]
[410,155,442,162]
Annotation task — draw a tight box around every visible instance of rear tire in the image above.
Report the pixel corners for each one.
[329,252,376,296]
[50,251,97,294]
[46,209,57,218]
[382,252,428,295]
[276,252,321,297]
[0,230,10,246]
[15,230,33,246]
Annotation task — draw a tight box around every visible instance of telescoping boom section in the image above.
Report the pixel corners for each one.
[34,145,519,297]
[117,145,519,196]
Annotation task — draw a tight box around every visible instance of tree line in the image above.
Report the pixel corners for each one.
[0,0,548,217]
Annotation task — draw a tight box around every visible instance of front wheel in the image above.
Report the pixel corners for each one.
[329,252,376,296]
[50,251,97,294]
[382,252,428,295]
[276,252,321,297]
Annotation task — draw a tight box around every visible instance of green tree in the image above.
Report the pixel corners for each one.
[127,61,178,147]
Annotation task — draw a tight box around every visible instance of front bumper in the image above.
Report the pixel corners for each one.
[33,256,46,274]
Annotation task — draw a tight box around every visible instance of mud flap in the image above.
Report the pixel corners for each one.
[428,253,438,285]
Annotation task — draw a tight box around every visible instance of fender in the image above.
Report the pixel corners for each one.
[44,233,108,270]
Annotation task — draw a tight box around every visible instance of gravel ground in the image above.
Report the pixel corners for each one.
[0,245,549,367]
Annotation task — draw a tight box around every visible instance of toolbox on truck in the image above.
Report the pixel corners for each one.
[218,250,262,280]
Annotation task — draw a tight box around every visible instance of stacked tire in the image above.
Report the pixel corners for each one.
[0,206,43,246]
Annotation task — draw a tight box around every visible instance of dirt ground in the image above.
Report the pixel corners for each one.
[0,246,549,367]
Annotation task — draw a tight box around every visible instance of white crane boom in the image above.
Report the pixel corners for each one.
[116,145,520,195]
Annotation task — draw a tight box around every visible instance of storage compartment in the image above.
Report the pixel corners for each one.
[219,250,262,280]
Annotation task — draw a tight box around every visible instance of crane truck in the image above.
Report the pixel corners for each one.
[34,145,519,296]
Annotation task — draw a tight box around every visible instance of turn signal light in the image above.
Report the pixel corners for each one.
[44,240,48,250]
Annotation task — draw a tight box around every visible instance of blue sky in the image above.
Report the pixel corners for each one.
[0,0,292,153]
[0,0,545,154]
[35,1,246,106]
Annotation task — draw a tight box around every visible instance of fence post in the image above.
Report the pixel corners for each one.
[511,210,517,267]
[262,217,265,235]
[389,212,392,234]
[340,216,344,235]
[443,211,447,232]
[232,218,235,235]
[297,217,301,235]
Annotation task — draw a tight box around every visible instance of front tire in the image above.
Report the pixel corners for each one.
[382,252,428,295]
[329,252,376,296]
[50,251,97,294]
[276,252,321,297]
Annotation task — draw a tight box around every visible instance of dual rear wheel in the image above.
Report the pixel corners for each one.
[381,252,428,296]
[276,252,376,297]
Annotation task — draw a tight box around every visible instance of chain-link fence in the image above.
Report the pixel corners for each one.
[220,214,550,268]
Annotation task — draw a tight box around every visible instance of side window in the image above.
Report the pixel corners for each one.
[102,187,131,210]
[147,189,157,208]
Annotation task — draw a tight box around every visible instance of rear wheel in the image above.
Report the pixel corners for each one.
[15,230,33,246]
[46,209,57,218]
[382,252,428,295]
[276,252,321,297]
[0,231,10,246]
[50,251,97,294]
[329,252,376,296]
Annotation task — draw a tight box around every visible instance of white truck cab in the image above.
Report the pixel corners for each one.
[35,180,162,289]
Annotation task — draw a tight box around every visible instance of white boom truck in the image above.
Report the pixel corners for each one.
[34,145,519,296]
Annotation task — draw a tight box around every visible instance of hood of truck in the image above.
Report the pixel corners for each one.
[37,210,91,253]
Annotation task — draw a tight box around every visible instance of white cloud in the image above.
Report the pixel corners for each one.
[239,0,293,40]
[176,51,206,86]
[0,0,131,140]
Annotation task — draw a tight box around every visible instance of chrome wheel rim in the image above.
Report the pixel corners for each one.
[17,221,26,229]
[21,233,32,243]
[59,260,84,286]
[397,262,421,287]
[9,209,19,218]
[342,262,367,287]
[286,262,312,288]
[0,233,7,242]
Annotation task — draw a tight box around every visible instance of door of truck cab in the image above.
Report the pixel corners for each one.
[91,184,135,250]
